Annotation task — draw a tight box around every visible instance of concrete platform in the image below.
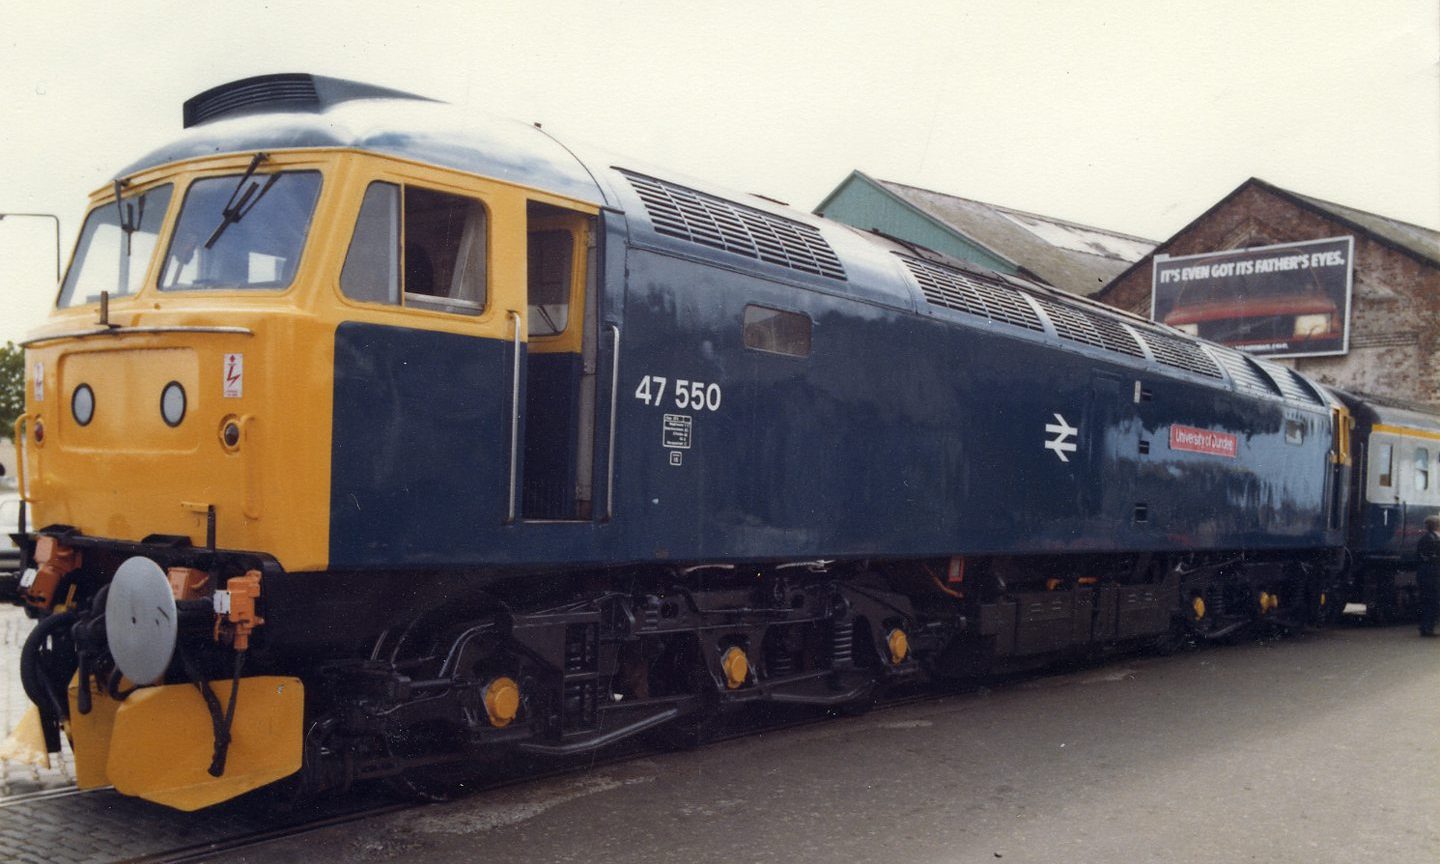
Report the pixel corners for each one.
[220,624,1439,864]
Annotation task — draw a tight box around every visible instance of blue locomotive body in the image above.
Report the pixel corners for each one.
[325,160,1345,572]
[14,75,1432,810]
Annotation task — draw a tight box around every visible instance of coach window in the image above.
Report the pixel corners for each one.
[340,182,487,315]
[1376,443,1393,487]
[743,305,812,357]
[1416,448,1431,492]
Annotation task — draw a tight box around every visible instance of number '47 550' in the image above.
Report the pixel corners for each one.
[634,375,722,411]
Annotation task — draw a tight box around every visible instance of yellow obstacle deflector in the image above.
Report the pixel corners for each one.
[68,676,304,811]
[0,705,53,769]
[68,677,123,788]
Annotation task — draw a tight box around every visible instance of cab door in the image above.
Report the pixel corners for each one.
[519,201,600,521]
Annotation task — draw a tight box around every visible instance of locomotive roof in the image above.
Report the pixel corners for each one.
[121,74,1338,412]
[119,86,607,206]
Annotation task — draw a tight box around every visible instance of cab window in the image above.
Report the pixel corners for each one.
[1376,443,1393,487]
[160,171,321,291]
[340,181,487,316]
[58,184,173,307]
[527,230,573,336]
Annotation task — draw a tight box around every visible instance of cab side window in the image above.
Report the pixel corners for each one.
[340,181,488,316]
[527,229,573,336]
[341,182,399,304]
[1376,443,1393,487]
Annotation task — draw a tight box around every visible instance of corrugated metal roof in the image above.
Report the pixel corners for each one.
[868,177,1156,297]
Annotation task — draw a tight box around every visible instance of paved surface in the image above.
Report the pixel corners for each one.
[0,622,1433,863]
[0,605,74,795]
[220,625,1438,864]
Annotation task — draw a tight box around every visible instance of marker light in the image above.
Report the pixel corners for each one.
[161,382,186,427]
[72,384,95,426]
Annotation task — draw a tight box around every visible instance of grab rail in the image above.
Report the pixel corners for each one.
[606,324,620,521]
[11,414,31,502]
[507,311,522,524]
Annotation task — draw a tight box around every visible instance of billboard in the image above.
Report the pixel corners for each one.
[1151,236,1354,359]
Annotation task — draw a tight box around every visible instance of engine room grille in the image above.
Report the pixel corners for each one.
[899,256,1044,333]
[1260,362,1323,405]
[183,73,319,127]
[1031,296,1146,358]
[1136,329,1223,379]
[619,170,846,281]
[1213,348,1281,398]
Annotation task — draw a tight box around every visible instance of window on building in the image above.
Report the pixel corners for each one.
[743,305,812,357]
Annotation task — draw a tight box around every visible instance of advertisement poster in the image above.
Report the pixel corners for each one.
[1151,236,1354,358]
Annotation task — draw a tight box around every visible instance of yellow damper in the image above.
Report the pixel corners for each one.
[722,646,749,690]
[887,628,909,665]
[1192,596,1206,620]
[483,677,520,728]
[105,676,304,811]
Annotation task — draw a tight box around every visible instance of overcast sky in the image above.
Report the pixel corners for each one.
[2,0,1436,344]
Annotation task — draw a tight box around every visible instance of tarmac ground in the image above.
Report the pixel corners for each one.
[217,622,1438,864]
[0,612,1435,863]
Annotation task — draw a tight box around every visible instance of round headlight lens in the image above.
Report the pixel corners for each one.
[72,384,95,426]
[161,382,186,427]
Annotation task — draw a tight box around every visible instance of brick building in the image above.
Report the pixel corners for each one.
[1097,178,1440,407]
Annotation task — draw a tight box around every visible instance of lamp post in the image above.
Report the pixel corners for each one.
[0,212,62,284]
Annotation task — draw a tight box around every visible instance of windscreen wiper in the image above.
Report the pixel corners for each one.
[203,152,275,249]
[113,180,139,254]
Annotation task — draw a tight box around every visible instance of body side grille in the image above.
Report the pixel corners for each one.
[620,170,846,281]
[899,256,1044,332]
[1137,330,1224,379]
[1214,349,1281,398]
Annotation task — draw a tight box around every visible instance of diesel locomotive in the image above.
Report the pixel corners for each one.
[5,74,1438,811]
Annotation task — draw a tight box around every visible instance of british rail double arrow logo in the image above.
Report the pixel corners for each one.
[1045,413,1078,462]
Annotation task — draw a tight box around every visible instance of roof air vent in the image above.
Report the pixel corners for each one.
[182,73,432,128]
